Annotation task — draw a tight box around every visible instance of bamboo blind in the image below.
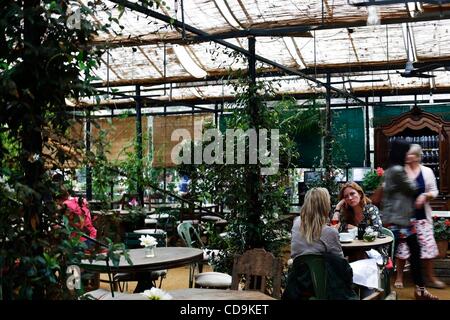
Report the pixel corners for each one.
[152,114,213,168]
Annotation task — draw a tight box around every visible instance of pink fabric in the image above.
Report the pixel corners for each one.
[64,197,97,241]
[396,219,438,260]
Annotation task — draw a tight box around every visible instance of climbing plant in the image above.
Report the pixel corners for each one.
[0,0,162,300]
[179,79,320,273]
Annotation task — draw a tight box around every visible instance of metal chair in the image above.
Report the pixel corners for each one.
[379,227,396,297]
[177,222,231,289]
[293,254,327,300]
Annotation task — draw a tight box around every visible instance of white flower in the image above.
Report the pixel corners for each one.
[365,226,375,235]
[29,153,40,163]
[139,235,158,247]
[141,288,172,300]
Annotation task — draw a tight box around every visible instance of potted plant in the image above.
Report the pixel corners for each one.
[362,167,384,193]
[433,216,450,258]
[361,167,384,207]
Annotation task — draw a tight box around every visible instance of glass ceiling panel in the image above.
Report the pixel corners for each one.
[413,20,450,59]
[84,0,450,103]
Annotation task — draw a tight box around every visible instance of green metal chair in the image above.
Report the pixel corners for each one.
[379,227,396,297]
[177,222,231,289]
[380,227,395,262]
[295,255,327,300]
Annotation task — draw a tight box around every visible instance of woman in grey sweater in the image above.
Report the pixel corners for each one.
[291,187,343,259]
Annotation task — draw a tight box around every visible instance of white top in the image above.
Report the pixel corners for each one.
[420,164,439,222]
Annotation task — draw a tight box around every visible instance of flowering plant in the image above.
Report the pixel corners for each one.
[433,217,450,241]
[141,288,173,300]
[139,235,158,247]
[362,167,384,192]
[363,226,376,242]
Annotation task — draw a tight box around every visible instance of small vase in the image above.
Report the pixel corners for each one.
[144,245,155,258]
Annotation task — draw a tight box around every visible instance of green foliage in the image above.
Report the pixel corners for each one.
[179,81,314,273]
[306,100,349,198]
[0,1,158,299]
[433,217,450,241]
[90,127,118,203]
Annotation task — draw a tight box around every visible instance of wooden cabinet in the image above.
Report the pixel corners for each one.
[374,107,450,210]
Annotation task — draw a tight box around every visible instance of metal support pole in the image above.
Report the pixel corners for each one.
[85,111,92,201]
[324,73,332,181]
[247,36,262,248]
[135,85,144,206]
[365,97,371,167]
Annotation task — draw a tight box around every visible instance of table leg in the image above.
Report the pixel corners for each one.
[133,272,154,293]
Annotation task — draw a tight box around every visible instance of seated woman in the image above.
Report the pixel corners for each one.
[334,182,382,235]
[285,187,357,300]
[291,187,343,259]
[333,182,387,298]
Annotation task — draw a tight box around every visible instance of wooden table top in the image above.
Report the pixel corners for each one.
[340,236,393,249]
[168,288,276,300]
[102,288,275,300]
[80,247,203,273]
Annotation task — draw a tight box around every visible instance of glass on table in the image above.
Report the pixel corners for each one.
[330,212,340,226]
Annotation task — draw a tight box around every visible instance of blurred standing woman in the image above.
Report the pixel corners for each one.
[394,144,445,289]
[382,139,438,300]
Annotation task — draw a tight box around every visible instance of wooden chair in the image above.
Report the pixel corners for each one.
[231,248,283,299]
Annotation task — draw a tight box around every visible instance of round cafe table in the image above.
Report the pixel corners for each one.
[341,236,393,262]
[340,236,393,250]
[80,247,203,293]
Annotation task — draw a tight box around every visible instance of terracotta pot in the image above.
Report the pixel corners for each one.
[436,240,449,259]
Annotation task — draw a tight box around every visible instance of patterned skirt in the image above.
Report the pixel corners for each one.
[396,219,438,260]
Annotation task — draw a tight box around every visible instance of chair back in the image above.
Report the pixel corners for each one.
[294,254,327,300]
[124,231,167,249]
[380,227,395,261]
[231,248,282,299]
[177,222,204,249]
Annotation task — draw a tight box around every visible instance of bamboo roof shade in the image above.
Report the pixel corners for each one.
[74,0,450,105]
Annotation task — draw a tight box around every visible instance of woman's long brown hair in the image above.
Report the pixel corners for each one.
[338,182,371,226]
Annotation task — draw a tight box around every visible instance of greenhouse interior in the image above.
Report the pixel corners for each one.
[1,0,450,302]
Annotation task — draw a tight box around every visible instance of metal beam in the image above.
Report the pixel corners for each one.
[78,85,450,110]
[350,0,450,6]
[135,85,144,206]
[90,9,450,48]
[93,57,450,88]
[108,0,366,105]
